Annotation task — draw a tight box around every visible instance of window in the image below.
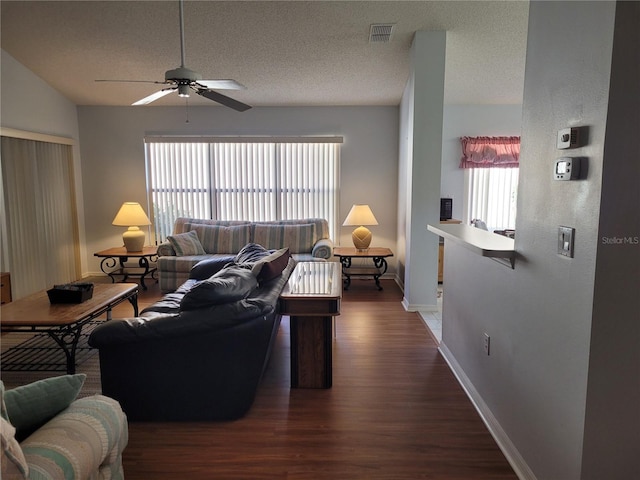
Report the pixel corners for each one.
[460,136,520,232]
[145,137,341,243]
[463,167,519,232]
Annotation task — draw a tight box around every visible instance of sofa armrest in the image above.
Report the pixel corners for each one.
[21,395,128,480]
[157,241,176,257]
[312,238,334,259]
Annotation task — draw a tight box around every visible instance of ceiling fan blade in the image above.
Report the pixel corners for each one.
[96,79,168,84]
[196,79,247,90]
[132,88,176,106]
[196,89,251,112]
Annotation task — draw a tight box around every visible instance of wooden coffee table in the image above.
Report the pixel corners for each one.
[1,283,138,374]
[278,262,341,388]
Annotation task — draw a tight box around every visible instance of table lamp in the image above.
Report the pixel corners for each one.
[112,202,151,252]
[343,204,378,250]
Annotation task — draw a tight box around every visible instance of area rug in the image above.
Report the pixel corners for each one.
[1,323,102,398]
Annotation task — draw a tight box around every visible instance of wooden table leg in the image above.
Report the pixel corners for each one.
[290,315,333,388]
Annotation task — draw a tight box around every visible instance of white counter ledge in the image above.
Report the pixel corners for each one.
[427,223,515,268]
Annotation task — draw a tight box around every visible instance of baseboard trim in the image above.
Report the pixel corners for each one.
[401,298,438,312]
[438,343,537,480]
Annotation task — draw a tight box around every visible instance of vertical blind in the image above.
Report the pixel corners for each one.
[1,136,79,299]
[464,167,519,232]
[145,137,341,243]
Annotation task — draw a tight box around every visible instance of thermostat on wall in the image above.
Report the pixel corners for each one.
[557,127,580,149]
[554,157,581,180]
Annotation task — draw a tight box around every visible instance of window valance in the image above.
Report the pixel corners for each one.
[460,136,520,169]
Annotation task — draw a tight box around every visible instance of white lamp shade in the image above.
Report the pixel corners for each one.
[112,202,151,226]
[112,202,151,252]
[342,204,378,226]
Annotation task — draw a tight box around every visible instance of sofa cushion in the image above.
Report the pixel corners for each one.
[2,375,85,441]
[167,230,206,256]
[180,265,258,311]
[252,247,292,283]
[252,223,317,253]
[186,223,251,254]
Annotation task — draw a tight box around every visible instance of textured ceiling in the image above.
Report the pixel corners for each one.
[0,1,529,108]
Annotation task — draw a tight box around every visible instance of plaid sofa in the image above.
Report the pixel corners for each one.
[157,217,333,292]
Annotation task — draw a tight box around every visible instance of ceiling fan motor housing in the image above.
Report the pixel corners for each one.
[165,66,202,83]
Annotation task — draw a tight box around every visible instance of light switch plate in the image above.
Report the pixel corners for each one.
[558,226,575,257]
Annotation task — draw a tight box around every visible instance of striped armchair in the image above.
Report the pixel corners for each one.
[157,217,333,292]
[2,393,128,480]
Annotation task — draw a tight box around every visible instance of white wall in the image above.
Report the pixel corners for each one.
[77,105,399,275]
[0,49,87,274]
[441,105,523,222]
[399,31,446,312]
[581,2,640,478]
[440,2,639,479]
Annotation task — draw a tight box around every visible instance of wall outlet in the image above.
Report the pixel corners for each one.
[483,333,490,356]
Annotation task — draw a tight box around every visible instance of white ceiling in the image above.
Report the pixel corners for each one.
[0,1,529,108]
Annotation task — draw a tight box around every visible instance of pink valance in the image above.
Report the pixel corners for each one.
[459,136,520,169]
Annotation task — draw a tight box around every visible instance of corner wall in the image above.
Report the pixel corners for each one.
[0,49,87,275]
[439,2,639,479]
[398,31,446,311]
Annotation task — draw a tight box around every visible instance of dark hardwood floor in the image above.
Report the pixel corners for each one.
[110,277,517,479]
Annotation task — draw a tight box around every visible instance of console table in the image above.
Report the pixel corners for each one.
[333,246,394,290]
[278,261,342,389]
[94,246,158,290]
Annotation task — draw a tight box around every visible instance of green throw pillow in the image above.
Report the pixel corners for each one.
[3,374,85,441]
[167,230,206,256]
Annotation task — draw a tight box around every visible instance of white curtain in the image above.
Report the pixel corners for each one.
[145,138,341,243]
[1,136,79,299]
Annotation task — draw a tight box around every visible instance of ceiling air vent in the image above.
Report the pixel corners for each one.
[369,23,395,44]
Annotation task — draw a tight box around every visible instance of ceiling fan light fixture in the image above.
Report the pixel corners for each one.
[178,84,190,98]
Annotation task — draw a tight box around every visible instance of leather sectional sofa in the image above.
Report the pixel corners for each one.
[89,244,296,422]
[156,217,332,292]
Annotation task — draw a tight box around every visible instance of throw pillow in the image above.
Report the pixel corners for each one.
[251,247,291,283]
[252,223,316,253]
[0,416,28,479]
[3,374,85,441]
[234,243,270,264]
[181,265,258,311]
[186,224,251,254]
[167,230,205,256]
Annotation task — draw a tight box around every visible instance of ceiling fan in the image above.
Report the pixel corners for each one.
[97,0,251,112]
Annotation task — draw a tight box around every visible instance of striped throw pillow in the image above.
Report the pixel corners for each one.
[186,224,251,254]
[252,223,317,253]
[167,230,205,256]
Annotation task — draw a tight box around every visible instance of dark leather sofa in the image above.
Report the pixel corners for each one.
[89,244,296,422]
